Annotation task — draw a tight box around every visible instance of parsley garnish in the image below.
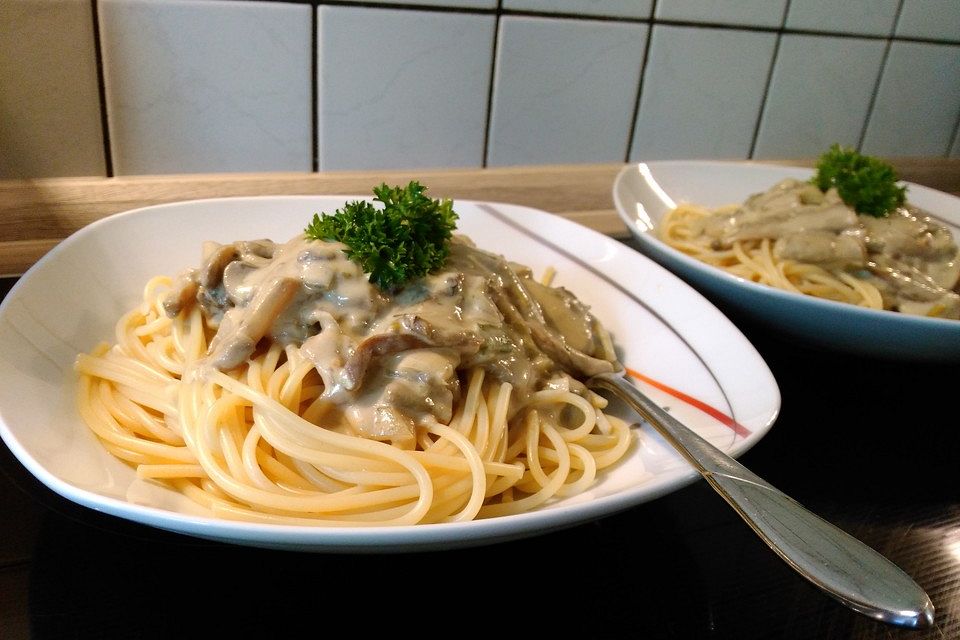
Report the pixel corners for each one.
[304,181,458,290]
[811,144,906,217]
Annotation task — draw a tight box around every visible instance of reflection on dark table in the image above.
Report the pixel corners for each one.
[1,258,957,639]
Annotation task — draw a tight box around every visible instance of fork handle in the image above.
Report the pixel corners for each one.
[588,372,934,628]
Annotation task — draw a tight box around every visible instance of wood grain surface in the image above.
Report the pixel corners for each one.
[1,158,958,276]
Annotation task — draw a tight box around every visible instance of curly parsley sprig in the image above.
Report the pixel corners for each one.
[811,144,906,217]
[304,181,458,291]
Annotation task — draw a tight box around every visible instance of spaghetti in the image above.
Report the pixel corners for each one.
[659,179,960,318]
[75,234,633,526]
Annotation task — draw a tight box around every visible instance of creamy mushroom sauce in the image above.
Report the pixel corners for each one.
[695,178,960,318]
[163,235,619,448]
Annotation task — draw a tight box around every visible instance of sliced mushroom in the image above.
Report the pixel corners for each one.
[491,285,616,380]
[730,205,857,243]
[861,208,958,261]
[773,231,866,268]
[236,239,277,262]
[340,315,481,390]
[868,255,956,304]
[199,243,239,289]
[345,348,461,448]
[207,277,300,370]
[161,269,199,317]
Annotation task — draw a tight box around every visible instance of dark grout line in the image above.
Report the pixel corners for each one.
[948,111,960,158]
[857,42,893,153]
[90,0,114,177]
[480,2,502,168]
[314,1,496,16]
[746,0,790,159]
[747,32,783,158]
[311,3,319,172]
[500,8,647,24]
[857,0,904,152]
[623,1,657,162]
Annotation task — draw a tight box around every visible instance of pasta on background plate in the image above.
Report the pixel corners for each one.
[659,148,960,319]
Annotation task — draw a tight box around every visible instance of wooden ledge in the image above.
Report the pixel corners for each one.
[2,158,958,277]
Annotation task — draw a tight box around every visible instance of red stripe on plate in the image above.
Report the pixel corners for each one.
[625,367,752,438]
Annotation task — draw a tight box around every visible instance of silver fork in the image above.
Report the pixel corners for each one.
[587,370,934,629]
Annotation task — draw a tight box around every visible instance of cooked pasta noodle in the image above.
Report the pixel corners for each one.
[76,231,633,526]
[659,179,960,318]
[661,202,886,308]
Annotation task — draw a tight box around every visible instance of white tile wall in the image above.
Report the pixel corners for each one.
[896,0,960,41]
[861,42,960,157]
[784,0,900,36]
[317,6,494,171]
[487,16,647,166]
[502,0,652,19]
[99,0,312,175]
[3,0,960,179]
[0,0,105,178]
[655,0,787,28]
[630,25,775,160]
[753,35,886,159]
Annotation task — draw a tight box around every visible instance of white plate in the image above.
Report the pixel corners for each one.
[613,161,960,361]
[0,196,779,552]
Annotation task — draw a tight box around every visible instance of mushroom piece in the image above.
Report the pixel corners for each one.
[865,255,960,319]
[730,205,858,243]
[345,348,461,448]
[199,243,239,289]
[773,231,866,269]
[161,269,199,317]
[340,315,482,391]
[455,242,618,379]
[236,239,277,262]
[491,286,616,379]
[207,277,300,370]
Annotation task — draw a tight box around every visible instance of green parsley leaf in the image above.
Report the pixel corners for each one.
[304,181,458,290]
[811,144,907,217]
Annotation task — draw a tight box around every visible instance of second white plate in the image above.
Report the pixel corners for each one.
[613,160,960,361]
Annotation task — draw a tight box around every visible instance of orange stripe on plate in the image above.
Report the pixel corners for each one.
[625,367,752,438]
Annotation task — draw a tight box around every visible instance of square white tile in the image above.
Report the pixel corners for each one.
[861,42,960,157]
[896,0,960,41]
[317,6,494,171]
[99,0,312,175]
[655,0,787,28]
[630,25,776,161]
[784,0,899,36]
[502,0,652,19]
[486,16,648,167]
[753,35,886,159]
[0,0,105,178]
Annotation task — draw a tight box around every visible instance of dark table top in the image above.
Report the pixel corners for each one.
[1,256,957,640]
